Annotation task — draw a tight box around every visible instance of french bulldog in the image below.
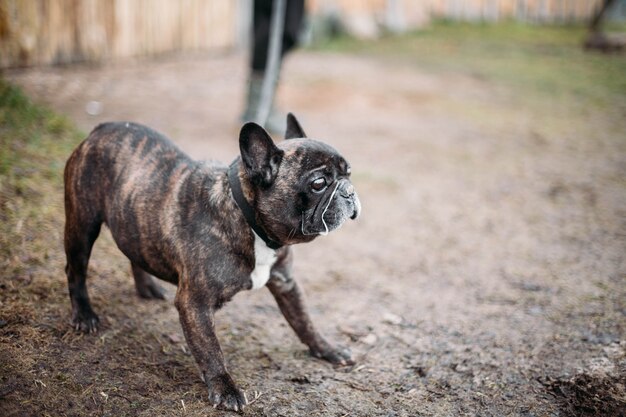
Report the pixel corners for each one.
[63,114,361,411]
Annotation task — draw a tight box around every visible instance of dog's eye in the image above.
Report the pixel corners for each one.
[311,178,327,192]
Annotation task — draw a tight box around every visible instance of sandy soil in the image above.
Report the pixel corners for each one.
[3,48,625,416]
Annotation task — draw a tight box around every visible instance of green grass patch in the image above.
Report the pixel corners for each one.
[312,22,626,109]
[0,80,81,177]
[0,79,84,275]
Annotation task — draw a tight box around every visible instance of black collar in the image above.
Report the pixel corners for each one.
[228,160,283,250]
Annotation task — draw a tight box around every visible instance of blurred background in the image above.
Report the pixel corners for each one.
[0,0,626,68]
[1,1,625,416]
[1,0,626,67]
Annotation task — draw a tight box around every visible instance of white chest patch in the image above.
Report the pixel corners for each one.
[250,232,277,290]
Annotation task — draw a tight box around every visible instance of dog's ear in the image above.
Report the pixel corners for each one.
[240,122,284,187]
[285,113,307,140]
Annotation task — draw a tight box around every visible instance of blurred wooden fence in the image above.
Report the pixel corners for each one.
[309,0,608,37]
[312,0,606,21]
[0,0,617,68]
[0,0,242,68]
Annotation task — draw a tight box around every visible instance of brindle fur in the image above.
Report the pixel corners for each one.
[63,116,358,411]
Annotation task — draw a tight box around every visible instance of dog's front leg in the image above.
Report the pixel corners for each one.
[267,249,354,366]
[175,287,247,411]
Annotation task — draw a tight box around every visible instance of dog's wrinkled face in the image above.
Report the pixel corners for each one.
[280,138,360,238]
[239,114,361,246]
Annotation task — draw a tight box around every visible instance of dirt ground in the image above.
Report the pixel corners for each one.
[2,35,626,416]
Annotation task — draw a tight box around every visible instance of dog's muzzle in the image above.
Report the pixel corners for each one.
[302,179,361,236]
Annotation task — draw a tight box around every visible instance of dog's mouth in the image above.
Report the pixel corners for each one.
[301,212,343,237]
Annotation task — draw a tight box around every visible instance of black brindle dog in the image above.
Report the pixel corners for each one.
[63,114,361,411]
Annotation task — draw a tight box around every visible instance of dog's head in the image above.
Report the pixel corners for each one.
[238,114,361,246]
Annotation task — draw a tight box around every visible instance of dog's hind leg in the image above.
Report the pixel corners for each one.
[63,146,105,334]
[64,209,102,333]
[131,263,166,300]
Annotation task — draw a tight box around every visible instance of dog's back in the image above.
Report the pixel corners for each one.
[65,122,191,201]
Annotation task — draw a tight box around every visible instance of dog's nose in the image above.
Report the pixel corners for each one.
[341,184,355,199]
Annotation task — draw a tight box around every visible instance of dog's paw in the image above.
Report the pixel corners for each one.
[205,373,248,412]
[310,344,355,367]
[70,309,100,334]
